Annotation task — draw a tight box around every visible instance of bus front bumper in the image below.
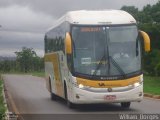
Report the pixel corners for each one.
[70,85,143,104]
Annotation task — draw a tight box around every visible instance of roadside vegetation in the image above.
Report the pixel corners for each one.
[0,47,44,77]
[31,71,45,77]
[144,76,160,95]
[0,75,6,119]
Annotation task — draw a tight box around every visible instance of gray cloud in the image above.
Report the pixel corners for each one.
[0,30,44,56]
[0,5,55,33]
[0,5,54,56]
[0,0,159,18]
[0,31,43,48]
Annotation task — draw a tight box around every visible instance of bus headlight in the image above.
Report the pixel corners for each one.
[134,82,140,87]
[133,80,143,88]
[78,84,84,89]
[78,84,90,90]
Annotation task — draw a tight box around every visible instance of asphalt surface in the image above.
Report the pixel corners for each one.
[3,74,160,120]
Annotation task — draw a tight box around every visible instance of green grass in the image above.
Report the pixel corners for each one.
[144,76,160,95]
[0,75,6,119]
[2,71,45,78]
[31,71,45,77]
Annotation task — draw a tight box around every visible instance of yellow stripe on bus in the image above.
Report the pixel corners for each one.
[76,75,141,88]
[45,53,63,97]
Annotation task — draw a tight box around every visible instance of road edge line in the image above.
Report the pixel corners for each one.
[2,76,24,120]
[144,93,160,100]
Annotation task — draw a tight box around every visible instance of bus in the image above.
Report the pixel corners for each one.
[44,10,150,108]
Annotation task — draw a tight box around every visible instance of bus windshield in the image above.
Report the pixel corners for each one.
[71,25,141,79]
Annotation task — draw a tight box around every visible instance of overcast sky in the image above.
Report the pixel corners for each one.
[0,0,158,57]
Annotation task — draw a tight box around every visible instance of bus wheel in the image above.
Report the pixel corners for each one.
[121,102,131,108]
[67,100,75,108]
[51,93,57,100]
[64,83,75,108]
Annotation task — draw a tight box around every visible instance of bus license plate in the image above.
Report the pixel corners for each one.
[104,95,116,101]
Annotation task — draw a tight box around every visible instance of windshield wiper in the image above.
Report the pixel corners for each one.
[109,56,126,78]
[92,54,106,77]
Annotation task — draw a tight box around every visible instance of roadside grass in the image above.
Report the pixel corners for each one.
[144,75,160,95]
[31,71,45,77]
[1,71,45,78]
[0,75,6,118]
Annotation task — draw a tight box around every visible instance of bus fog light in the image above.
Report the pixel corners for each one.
[78,84,84,89]
[76,94,80,99]
[139,92,143,96]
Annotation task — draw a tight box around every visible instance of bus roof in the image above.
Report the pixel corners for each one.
[47,10,136,31]
[66,10,136,24]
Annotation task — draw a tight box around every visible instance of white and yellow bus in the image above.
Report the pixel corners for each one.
[44,10,150,108]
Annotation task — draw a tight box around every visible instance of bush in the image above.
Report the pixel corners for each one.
[143,49,160,76]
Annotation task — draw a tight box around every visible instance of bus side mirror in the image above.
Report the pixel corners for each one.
[65,32,72,54]
[139,30,150,52]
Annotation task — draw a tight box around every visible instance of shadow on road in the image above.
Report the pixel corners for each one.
[75,104,135,112]
[53,96,137,112]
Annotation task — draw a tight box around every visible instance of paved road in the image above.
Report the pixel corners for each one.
[3,74,160,120]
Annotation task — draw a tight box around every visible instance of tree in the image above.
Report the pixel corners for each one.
[15,47,37,73]
[121,6,139,20]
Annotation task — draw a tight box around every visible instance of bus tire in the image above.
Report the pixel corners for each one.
[121,102,131,108]
[64,83,75,109]
[49,79,57,100]
[51,93,57,100]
